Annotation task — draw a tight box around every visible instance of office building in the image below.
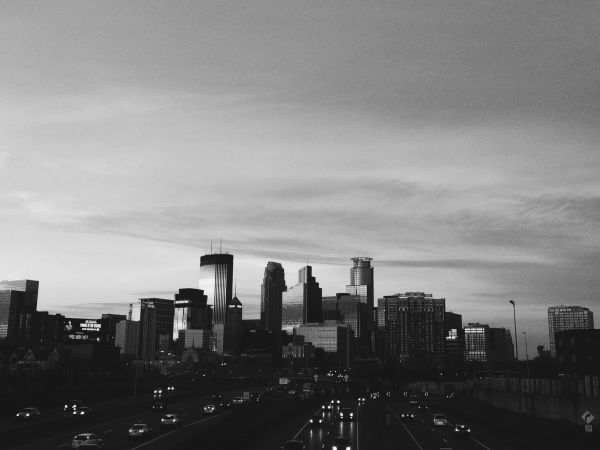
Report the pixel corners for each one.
[115,319,140,358]
[380,292,445,362]
[30,311,65,344]
[173,288,211,341]
[322,293,370,355]
[178,329,211,350]
[295,322,354,368]
[346,257,374,309]
[281,266,322,332]
[0,279,39,342]
[101,314,127,345]
[199,253,233,326]
[464,323,489,363]
[548,306,594,357]
[260,262,287,334]
[139,298,174,361]
[224,295,242,353]
[488,327,514,364]
[555,329,600,374]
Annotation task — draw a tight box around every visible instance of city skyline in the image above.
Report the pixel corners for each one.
[2,1,599,355]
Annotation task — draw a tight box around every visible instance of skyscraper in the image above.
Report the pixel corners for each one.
[260,262,287,334]
[464,323,490,363]
[322,293,370,355]
[224,295,242,353]
[139,298,174,361]
[548,305,594,357]
[115,319,140,358]
[346,257,374,309]
[381,292,445,362]
[199,253,233,325]
[281,266,322,332]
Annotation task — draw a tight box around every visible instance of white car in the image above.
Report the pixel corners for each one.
[72,406,93,416]
[232,396,244,405]
[433,413,448,426]
[128,423,152,438]
[71,433,104,448]
[203,404,216,414]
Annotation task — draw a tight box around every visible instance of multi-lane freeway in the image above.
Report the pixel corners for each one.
[2,385,599,450]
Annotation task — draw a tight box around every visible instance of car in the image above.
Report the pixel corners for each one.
[64,400,84,413]
[161,413,182,427]
[322,403,333,411]
[71,433,104,448]
[433,413,447,426]
[309,413,325,426]
[357,397,366,404]
[128,423,152,438]
[417,404,429,411]
[453,424,471,438]
[72,406,93,416]
[336,408,355,421]
[16,407,40,420]
[232,396,244,405]
[212,393,224,403]
[328,436,352,450]
[203,404,216,414]
[281,439,306,450]
[167,385,175,392]
[400,412,415,422]
[250,392,261,402]
[152,401,167,411]
[153,388,163,398]
[220,399,232,409]
[408,396,417,405]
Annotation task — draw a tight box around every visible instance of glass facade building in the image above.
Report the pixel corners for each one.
[115,319,140,358]
[173,288,210,341]
[0,290,21,342]
[295,322,354,368]
[260,262,287,334]
[199,254,233,325]
[0,280,39,342]
[281,266,322,332]
[381,292,445,362]
[346,257,374,309]
[548,305,594,357]
[322,293,370,355]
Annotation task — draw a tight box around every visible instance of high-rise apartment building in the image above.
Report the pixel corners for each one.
[260,262,287,334]
[445,312,465,367]
[139,298,174,361]
[199,253,233,325]
[346,257,374,309]
[173,288,211,341]
[281,266,322,332]
[380,292,445,362]
[548,305,594,357]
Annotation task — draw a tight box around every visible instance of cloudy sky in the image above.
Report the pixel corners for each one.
[1,0,599,354]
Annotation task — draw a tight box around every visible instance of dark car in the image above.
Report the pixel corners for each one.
[453,424,471,439]
[152,401,167,412]
[72,406,93,417]
[160,413,182,428]
[309,413,326,427]
[400,412,415,422]
[281,440,305,450]
[64,400,83,413]
[16,407,40,420]
[212,393,224,403]
[327,436,352,450]
[336,408,356,422]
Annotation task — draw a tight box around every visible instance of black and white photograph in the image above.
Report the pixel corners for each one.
[1,1,599,449]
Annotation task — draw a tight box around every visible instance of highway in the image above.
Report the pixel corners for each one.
[4,386,600,449]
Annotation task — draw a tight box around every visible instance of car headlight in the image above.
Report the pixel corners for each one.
[309,419,313,423]
[455,427,459,431]
[332,447,337,450]
[129,429,134,433]
[346,447,351,450]
[25,413,30,416]
[467,428,471,432]
[319,419,323,423]
[349,413,354,417]
[64,404,68,408]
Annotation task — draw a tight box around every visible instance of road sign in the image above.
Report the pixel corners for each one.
[581,411,595,424]
[243,391,250,400]
[585,424,593,433]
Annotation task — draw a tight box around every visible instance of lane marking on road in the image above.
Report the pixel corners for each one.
[130,412,229,449]
[387,409,423,450]
[56,444,68,448]
[471,437,492,450]
[103,429,112,434]
[356,407,360,450]
[292,407,321,440]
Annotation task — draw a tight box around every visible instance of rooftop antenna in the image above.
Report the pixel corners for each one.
[128,303,133,321]
[210,240,213,254]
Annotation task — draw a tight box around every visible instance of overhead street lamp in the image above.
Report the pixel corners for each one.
[509,300,519,365]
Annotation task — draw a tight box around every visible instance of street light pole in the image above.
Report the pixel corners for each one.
[523,331,530,378]
[509,300,519,369]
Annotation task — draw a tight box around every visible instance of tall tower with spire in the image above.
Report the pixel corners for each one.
[260,262,287,334]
